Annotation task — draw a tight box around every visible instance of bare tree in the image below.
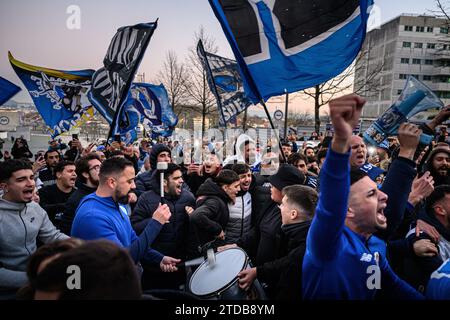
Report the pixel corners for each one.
[434,0,450,23]
[184,26,219,134]
[154,51,189,117]
[301,49,384,133]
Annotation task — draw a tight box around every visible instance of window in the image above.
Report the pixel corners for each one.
[412,59,421,65]
[404,25,413,31]
[427,26,434,33]
[399,74,408,80]
[425,59,433,65]
[414,42,423,49]
[427,43,436,49]
[441,27,449,34]
[423,75,432,81]
[416,26,425,32]
[401,58,410,64]
[397,89,403,95]
[411,74,420,79]
[403,42,412,48]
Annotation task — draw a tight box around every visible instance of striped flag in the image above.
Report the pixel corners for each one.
[88,21,157,139]
[197,40,253,126]
[208,0,374,103]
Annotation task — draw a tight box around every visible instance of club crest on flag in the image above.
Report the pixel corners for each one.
[9,52,95,137]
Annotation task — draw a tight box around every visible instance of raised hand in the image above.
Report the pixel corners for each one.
[398,123,422,160]
[329,94,366,154]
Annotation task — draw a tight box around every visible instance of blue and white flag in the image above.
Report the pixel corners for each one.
[88,21,157,140]
[9,52,96,137]
[197,40,253,126]
[208,0,373,103]
[118,83,178,143]
[0,76,21,106]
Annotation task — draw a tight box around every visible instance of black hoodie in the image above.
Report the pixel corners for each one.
[190,178,232,246]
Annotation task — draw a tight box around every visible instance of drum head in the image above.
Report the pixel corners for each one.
[189,248,247,297]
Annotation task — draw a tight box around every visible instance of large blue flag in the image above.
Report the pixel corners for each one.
[88,21,157,140]
[208,0,373,103]
[197,40,253,126]
[0,76,21,106]
[118,83,178,143]
[9,52,96,137]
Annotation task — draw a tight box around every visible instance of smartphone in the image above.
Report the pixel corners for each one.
[114,134,121,142]
[72,134,79,140]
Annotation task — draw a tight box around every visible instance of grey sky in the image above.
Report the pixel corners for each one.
[0,0,442,105]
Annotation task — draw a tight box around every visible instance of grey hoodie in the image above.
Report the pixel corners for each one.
[0,197,68,292]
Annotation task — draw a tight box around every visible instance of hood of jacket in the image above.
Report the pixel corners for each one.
[196,178,232,203]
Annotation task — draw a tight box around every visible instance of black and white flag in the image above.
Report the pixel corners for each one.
[88,21,157,137]
[197,40,252,126]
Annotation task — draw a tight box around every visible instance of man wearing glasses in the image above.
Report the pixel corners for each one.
[58,153,102,234]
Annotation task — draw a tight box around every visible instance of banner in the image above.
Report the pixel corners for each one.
[197,40,252,126]
[118,83,178,143]
[208,0,373,103]
[88,21,157,139]
[9,52,95,137]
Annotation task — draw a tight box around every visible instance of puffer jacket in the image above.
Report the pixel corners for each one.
[190,178,232,246]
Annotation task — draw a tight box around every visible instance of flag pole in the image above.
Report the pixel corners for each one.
[260,99,286,163]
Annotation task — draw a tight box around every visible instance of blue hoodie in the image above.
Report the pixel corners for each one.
[426,259,450,299]
[302,148,423,300]
[71,193,164,264]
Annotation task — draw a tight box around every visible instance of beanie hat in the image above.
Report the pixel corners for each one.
[150,144,171,169]
[269,164,306,191]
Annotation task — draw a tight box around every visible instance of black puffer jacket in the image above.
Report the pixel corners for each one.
[190,178,232,246]
[131,173,195,259]
[237,200,282,266]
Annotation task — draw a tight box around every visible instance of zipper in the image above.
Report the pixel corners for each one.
[19,206,31,256]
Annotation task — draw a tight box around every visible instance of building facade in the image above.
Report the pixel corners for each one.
[355,14,450,121]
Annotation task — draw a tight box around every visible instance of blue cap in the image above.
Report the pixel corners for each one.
[96,145,106,151]
[378,140,389,151]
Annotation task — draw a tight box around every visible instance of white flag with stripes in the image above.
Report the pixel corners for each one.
[88,21,157,134]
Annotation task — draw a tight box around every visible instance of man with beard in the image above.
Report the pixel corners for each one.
[302,94,422,300]
[71,157,180,271]
[131,163,196,290]
[423,145,449,187]
[58,153,102,234]
[38,161,77,224]
[38,150,61,187]
[184,154,221,196]
[0,160,68,298]
[400,185,450,292]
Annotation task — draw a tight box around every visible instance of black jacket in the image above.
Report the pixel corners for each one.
[11,145,32,159]
[398,209,449,292]
[135,170,154,197]
[255,221,311,300]
[59,183,97,235]
[238,200,282,266]
[190,178,232,246]
[131,175,196,259]
[38,184,75,224]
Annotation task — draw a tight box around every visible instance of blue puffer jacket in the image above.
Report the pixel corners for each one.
[131,173,196,260]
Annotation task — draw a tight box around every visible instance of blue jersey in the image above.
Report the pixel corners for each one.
[302,149,422,300]
[427,259,450,300]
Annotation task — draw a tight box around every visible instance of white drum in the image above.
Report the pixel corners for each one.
[188,248,266,300]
